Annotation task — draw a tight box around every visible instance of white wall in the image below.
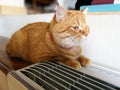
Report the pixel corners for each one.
[0,13,54,37]
[0,0,25,7]
[0,18,4,35]
[58,0,77,9]
[82,15,120,72]
[63,0,77,9]
[0,14,120,72]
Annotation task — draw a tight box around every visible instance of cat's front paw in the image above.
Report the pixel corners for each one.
[60,60,81,69]
[77,56,91,67]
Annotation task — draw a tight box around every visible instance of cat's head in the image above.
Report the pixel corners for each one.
[50,5,90,50]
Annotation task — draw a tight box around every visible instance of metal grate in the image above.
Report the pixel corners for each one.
[18,62,120,90]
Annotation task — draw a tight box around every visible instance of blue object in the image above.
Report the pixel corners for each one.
[80,4,120,12]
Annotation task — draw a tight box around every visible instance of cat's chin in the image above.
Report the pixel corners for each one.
[57,41,82,50]
[55,37,85,50]
[65,46,74,50]
[61,46,74,50]
[59,44,76,50]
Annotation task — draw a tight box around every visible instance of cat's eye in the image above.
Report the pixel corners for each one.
[72,26,82,32]
[73,26,79,30]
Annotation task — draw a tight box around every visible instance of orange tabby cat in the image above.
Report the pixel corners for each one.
[6,5,91,69]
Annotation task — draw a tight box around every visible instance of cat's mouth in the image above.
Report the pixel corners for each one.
[60,44,74,50]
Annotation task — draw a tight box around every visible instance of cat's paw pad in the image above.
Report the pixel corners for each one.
[78,57,91,67]
[81,58,91,66]
[60,60,81,69]
[65,60,81,69]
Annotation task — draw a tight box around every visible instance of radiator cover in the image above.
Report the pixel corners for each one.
[7,62,120,90]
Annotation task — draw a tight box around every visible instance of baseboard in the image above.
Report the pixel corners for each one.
[0,70,8,90]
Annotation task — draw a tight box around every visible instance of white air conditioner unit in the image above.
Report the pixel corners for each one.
[7,62,120,90]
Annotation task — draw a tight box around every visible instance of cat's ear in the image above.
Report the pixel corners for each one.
[81,7,88,15]
[55,5,66,22]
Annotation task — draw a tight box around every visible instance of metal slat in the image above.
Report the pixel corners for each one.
[25,68,69,90]
[39,63,104,89]
[20,70,58,90]
[34,64,83,90]
[82,75,117,90]
[40,63,106,90]
[44,63,106,90]
[31,67,72,89]
[36,63,94,90]
[36,64,78,81]
[48,62,118,90]
[18,62,120,90]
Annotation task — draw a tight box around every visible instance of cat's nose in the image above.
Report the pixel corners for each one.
[84,33,88,37]
[82,31,89,37]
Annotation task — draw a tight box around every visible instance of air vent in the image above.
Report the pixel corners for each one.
[18,62,120,90]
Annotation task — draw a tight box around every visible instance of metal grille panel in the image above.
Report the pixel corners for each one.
[18,62,120,90]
